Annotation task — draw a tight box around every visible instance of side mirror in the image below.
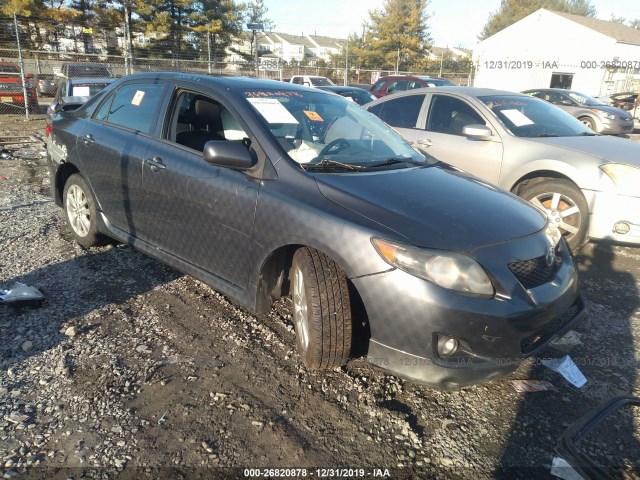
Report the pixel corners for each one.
[560,100,573,106]
[203,141,256,170]
[462,124,493,140]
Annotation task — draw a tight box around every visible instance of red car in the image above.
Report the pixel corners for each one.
[370,75,454,98]
[0,62,38,112]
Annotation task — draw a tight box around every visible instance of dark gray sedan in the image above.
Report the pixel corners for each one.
[46,73,586,388]
[522,88,634,135]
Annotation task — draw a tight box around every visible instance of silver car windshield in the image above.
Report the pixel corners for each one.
[241,88,425,167]
[479,95,594,138]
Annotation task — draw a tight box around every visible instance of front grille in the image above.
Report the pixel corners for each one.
[508,247,563,289]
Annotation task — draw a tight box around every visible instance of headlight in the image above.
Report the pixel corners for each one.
[544,221,562,247]
[592,109,615,120]
[600,163,640,197]
[371,238,494,296]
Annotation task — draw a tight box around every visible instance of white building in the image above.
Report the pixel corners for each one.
[473,8,640,96]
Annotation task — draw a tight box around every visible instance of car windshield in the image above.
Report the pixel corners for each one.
[566,91,604,106]
[420,77,454,87]
[309,77,335,86]
[479,95,594,137]
[71,83,111,96]
[241,88,425,169]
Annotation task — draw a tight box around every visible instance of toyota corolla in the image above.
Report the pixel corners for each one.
[46,73,586,388]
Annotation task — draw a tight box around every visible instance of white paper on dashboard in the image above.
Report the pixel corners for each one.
[501,109,534,126]
[247,98,298,124]
[72,86,90,96]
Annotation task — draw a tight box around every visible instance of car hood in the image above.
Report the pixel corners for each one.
[314,165,547,253]
[529,135,640,166]
[585,104,631,117]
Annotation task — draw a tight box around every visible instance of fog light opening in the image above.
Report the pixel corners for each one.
[613,222,631,235]
[439,337,460,357]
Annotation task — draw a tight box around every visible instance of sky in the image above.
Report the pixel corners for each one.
[264,0,640,49]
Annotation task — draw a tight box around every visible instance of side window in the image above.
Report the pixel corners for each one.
[292,77,302,85]
[368,94,425,128]
[371,79,386,93]
[167,90,248,152]
[94,83,164,133]
[387,80,408,94]
[407,81,424,90]
[94,92,114,121]
[426,95,485,136]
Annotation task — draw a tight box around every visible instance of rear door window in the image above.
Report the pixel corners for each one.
[94,83,164,133]
[368,94,425,128]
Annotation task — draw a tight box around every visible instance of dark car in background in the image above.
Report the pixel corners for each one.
[58,62,114,78]
[46,73,586,388]
[317,85,376,105]
[47,77,116,121]
[522,88,634,135]
[370,75,454,98]
[0,62,38,112]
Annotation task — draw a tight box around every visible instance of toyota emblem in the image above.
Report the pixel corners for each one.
[546,247,556,267]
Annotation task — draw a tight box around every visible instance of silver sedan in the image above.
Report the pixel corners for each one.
[365,87,640,250]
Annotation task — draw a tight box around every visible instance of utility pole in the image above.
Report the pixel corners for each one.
[13,13,30,121]
[124,2,133,75]
[207,32,212,74]
[247,23,264,78]
[344,42,348,86]
[395,47,400,74]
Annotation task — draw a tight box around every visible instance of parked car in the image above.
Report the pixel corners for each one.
[316,85,376,105]
[370,75,454,98]
[58,62,114,79]
[0,62,38,112]
[522,88,634,135]
[290,75,335,87]
[365,87,640,250]
[46,73,586,388]
[597,91,639,112]
[46,77,117,122]
[36,73,56,96]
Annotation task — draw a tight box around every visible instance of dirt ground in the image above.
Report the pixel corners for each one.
[1,114,640,479]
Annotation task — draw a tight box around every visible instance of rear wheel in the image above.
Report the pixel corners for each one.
[520,179,589,251]
[291,247,352,369]
[63,173,106,248]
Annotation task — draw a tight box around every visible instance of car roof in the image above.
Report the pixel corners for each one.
[372,86,528,98]
[111,72,318,91]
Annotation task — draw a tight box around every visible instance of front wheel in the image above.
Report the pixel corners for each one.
[520,179,589,251]
[578,116,596,132]
[291,247,352,370]
[63,173,106,248]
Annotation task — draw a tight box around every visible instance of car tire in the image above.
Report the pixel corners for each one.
[291,247,352,369]
[63,173,106,248]
[578,116,596,131]
[520,179,589,251]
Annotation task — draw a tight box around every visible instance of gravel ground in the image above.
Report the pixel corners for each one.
[1,115,640,479]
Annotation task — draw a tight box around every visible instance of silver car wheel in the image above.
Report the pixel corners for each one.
[530,192,581,239]
[66,184,91,238]
[292,266,310,350]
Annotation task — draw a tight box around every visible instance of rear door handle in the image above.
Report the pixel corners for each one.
[144,156,166,172]
[417,138,434,147]
[82,133,94,144]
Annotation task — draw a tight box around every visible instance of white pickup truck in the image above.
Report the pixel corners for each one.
[290,75,335,87]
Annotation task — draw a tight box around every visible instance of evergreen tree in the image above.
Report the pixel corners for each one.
[243,0,274,31]
[480,0,596,39]
[355,0,431,71]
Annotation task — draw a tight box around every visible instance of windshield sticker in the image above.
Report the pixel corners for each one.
[131,90,145,106]
[303,110,324,122]
[72,86,90,96]
[500,109,534,126]
[247,98,298,124]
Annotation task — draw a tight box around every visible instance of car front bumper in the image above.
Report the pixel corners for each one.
[584,189,640,245]
[352,234,586,389]
[599,116,634,135]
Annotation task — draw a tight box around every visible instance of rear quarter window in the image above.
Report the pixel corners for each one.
[93,83,164,133]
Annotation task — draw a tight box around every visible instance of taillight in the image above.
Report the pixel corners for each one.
[45,124,52,138]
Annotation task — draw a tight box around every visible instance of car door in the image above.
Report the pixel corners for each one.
[367,93,427,143]
[140,85,259,288]
[76,81,166,236]
[414,93,504,184]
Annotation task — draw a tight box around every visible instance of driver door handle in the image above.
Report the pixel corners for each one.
[82,133,94,144]
[144,156,166,172]
[417,138,434,147]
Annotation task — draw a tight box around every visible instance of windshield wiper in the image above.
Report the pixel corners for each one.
[361,156,426,170]
[534,133,559,137]
[578,131,597,136]
[302,159,364,172]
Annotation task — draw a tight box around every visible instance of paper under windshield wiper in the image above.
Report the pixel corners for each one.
[302,159,364,172]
